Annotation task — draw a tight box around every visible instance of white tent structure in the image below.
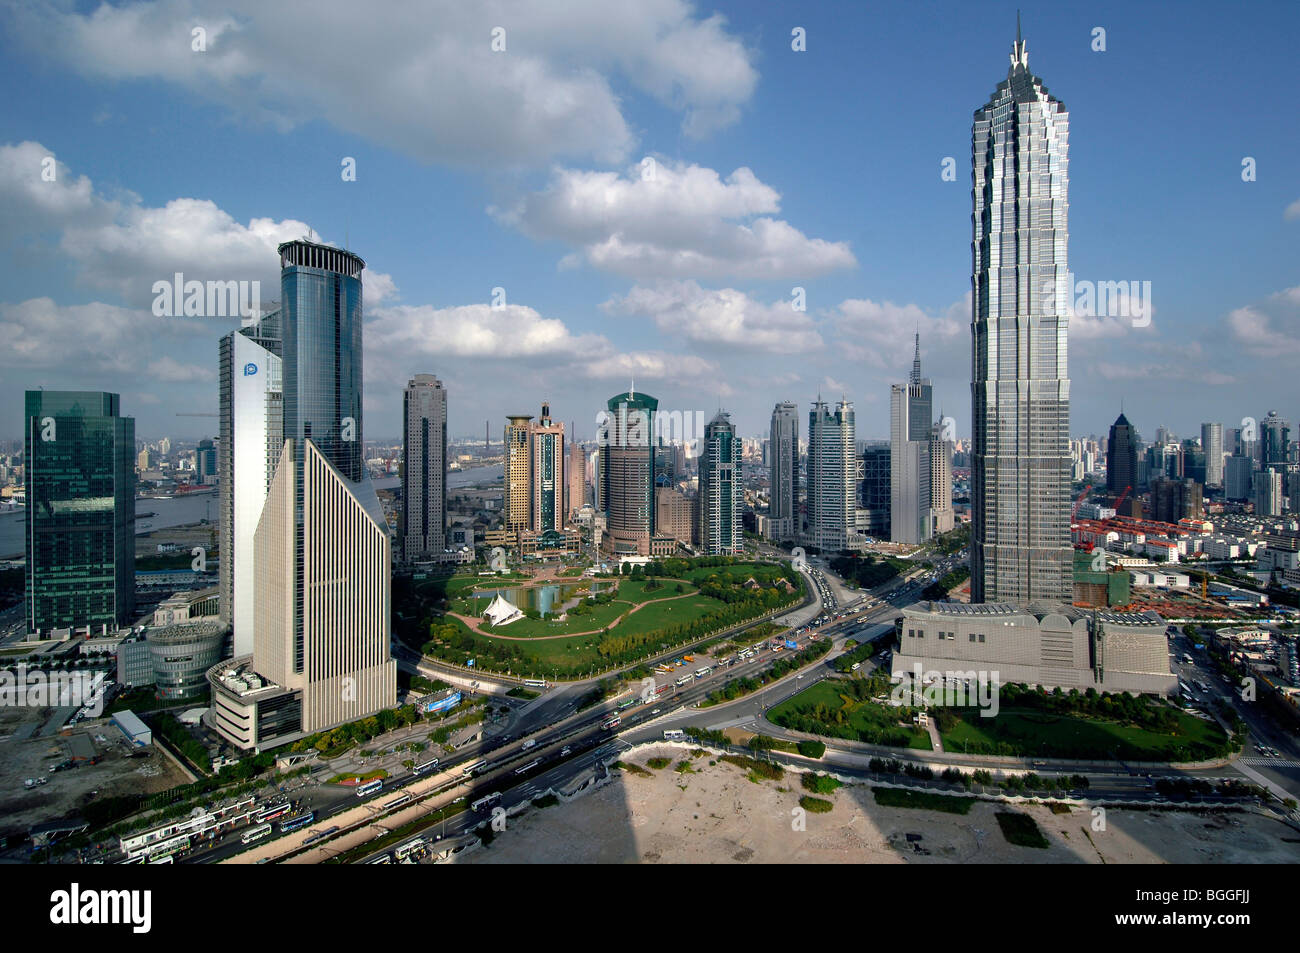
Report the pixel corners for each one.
[482,593,524,627]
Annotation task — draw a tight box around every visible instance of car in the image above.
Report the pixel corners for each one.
[560,746,571,757]
[651,708,661,714]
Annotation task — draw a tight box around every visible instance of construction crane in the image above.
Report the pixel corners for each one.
[1112,485,1132,515]
[1070,485,1093,521]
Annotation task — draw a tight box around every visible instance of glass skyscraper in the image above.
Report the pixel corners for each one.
[970,25,1073,604]
[699,411,742,555]
[768,401,799,542]
[25,390,135,635]
[400,374,448,562]
[804,398,856,553]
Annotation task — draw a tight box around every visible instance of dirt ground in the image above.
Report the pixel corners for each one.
[457,746,1300,864]
[0,706,190,843]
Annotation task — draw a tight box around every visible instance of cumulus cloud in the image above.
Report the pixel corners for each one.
[5,0,757,167]
[1226,287,1300,358]
[831,295,966,370]
[494,160,855,279]
[1285,198,1300,222]
[0,142,397,309]
[603,280,823,353]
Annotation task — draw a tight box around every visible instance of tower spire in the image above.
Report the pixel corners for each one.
[911,330,922,384]
[1010,10,1028,68]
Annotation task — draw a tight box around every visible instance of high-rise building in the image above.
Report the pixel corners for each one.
[768,401,799,542]
[218,309,283,655]
[1254,468,1284,517]
[567,441,586,518]
[1261,411,1291,473]
[970,24,1073,605]
[930,419,955,534]
[1107,412,1138,498]
[805,398,856,552]
[1150,477,1204,524]
[1224,454,1255,501]
[136,447,151,472]
[698,411,743,556]
[859,443,891,537]
[24,391,135,636]
[890,334,933,544]
[216,240,395,746]
[528,402,565,533]
[600,389,658,556]
[1201,422,1223,487]
[503,414,533,534]
[399,374,447,563]
[655,486,695,547]
[196,439,218,485]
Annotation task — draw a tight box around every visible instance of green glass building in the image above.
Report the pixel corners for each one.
[25,391,135,635]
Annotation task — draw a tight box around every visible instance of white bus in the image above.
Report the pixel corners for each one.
[675,674,693,687]
[663,729,686,742]
[514,759,540,775]
[413,758,440,775]
[395,837,426,862]
[471,791,502,812]
[241,823,273,845]
[695,667,712,679]
[463,760,488,776]
[384,794,412,810]
[356,779,383,798]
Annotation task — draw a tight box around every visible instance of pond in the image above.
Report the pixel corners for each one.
[469,580,612,617]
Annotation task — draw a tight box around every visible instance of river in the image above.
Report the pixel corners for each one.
[0,463,502,559]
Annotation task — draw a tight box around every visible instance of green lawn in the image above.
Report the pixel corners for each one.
[769,678,932,750]
[872,787,976,814]
[938,705,1230,762]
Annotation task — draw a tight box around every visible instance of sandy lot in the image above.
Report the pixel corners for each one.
[457,746,1300,864]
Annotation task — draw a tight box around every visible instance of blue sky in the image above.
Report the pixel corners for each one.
[1,0,1297,446]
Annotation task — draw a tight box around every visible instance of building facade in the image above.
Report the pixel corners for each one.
[805,398,856,552]
[970,28,1073,604]
[768,400,799,542]
[399,374,448,562]
[529,403,565,533]
[24,391,135,636]
[1201,422,1223,487]
[698,411,743,555]
[1106,412,1138,498]
[600,389,658,556]
[503,414,533,535]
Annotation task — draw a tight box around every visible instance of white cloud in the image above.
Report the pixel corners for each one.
[831,295,966,370]
[0,142,398,309]
[603,280,823,353]
[5,0,757,168]
[149,355,214,383]
[495,160,855,279]
[1226,289,1300,358]
[1285,198,1300,222]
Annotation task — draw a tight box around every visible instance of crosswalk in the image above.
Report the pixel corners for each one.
[1238,757,1300,768]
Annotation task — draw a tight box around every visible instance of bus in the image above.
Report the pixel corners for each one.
[695,667,712,679]
[279,811,315,834]
[255,802,291,824]
[413,758,440,775]
[675,674,693,687]
[384,794,412,811]
[149,855,175,865]
[303,826,339,846]
[523,678,547,689]
[663,729,686,742]
[146,834,190,862]
[600,716,621,731]
[471,792,502,812]
[514,759,540,775]
[356,779,384,798]
[364,853,392,864]
[241,823,273,845]
[463,760,487,776]
[395,837,426,862]
[617,697,637,711]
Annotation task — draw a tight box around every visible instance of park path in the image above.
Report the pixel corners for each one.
[445,582,700,641]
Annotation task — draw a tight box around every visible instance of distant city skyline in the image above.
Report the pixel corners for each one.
[2,2,1297,444]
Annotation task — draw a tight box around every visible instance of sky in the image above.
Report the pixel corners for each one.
[1,0,1297,446]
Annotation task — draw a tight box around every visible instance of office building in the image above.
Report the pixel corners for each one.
[1201,422,1223,487]
[1224,454,1255,501]
[1262,411,1291,473]
[768,401,799,542]
[655,486,695,548]
[805,398,856,552]
[600,388,659,556]
[970,25,1073,604]
[399,374,448,563]
[1255,468,1284,517]
[24,391,135,636]
[1107,412,1138,498]
[211,240,395,750]
[196,439,218,486]
[930,419,955,534]
[890,334,933,544]
[567,441,586,519]
[529,402,565,533]
[218,309,283,655]
[698,411,743,556]
[859,443,891,537]
[503,414,533,535]
[1150,477,1203,524]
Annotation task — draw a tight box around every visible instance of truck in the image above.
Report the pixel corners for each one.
[521,738,536,751]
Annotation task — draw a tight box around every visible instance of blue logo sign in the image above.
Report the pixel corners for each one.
[242,363,258,376]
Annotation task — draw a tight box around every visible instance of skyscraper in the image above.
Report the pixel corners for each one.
[1106,412,1138,498]
[890,334,933,544]
[503,414,533,535]
[567,441,586,518]
[249,240,394,736]
[970,23,1073,604]
[1201,422,1223,487]
[25,391,135,636]
[1261,410,1291,473]
[930,419,955,534]
[768,400,799,542]
[698,411,743,555]
[219,309,283,655]
[600,388,658,556]
[805,398,856,552]
[400,374,447,562]
[859,443,891,537]
[528,402,565,533]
